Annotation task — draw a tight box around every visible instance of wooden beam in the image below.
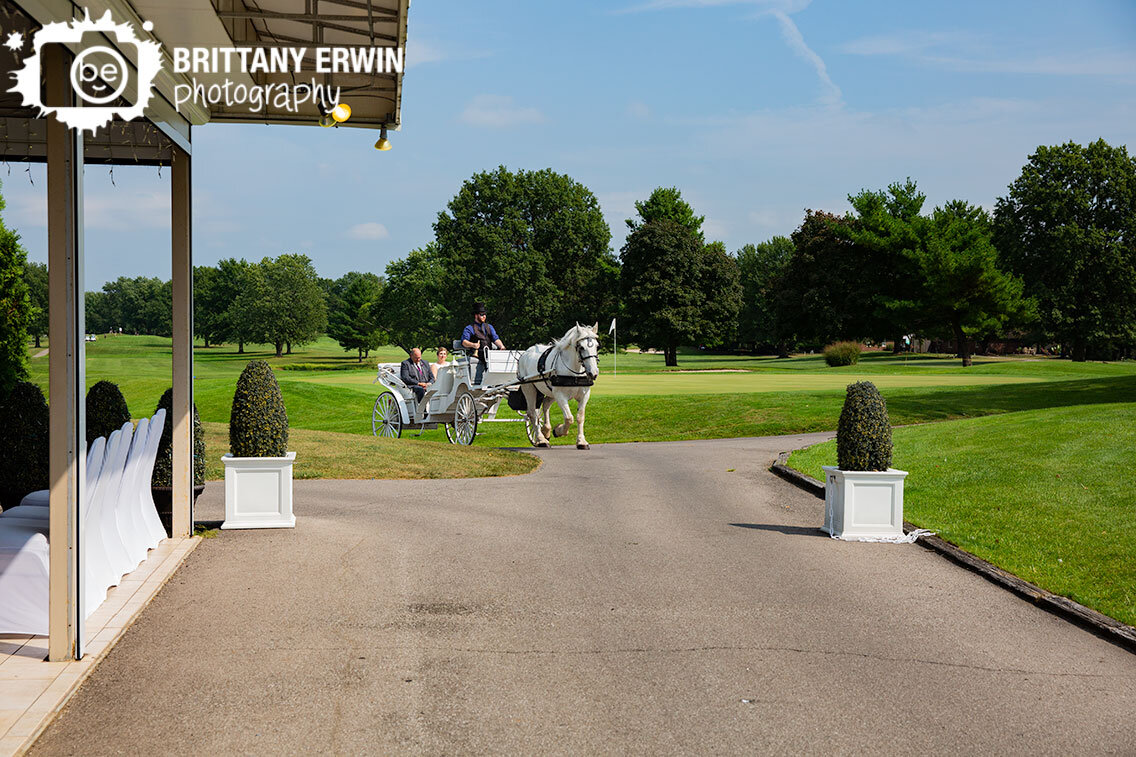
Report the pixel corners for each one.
[45,43,85,662]
[170,143,193,538]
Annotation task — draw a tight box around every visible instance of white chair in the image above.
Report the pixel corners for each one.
[134,408,167,548]
[88,422,138,581]
[115,416,152,567]
[0,437,109,634]
[1,428,129,602]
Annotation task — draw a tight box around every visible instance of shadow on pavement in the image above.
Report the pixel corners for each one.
[729,522,828,538]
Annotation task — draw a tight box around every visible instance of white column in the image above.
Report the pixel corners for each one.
[171,143,193,538]
[45,44,85,661]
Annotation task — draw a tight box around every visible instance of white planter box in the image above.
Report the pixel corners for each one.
[221,452,296,530]
[821,466,908,540]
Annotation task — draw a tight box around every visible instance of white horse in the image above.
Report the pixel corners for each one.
[517,323,600,449]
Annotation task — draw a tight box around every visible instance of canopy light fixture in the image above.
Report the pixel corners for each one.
[318,114,334,127]
[374,126,392,151]
[331,103,352,123]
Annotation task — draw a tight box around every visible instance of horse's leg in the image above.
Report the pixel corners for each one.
[523,385,549,447]
[541,395,554,440]
[552,391,575,438]
[575,389,590,449]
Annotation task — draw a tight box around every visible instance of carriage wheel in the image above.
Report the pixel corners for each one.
[523,412,541,447]
[443,422,457,444]
[372,393,402,438]
[454,392,479,445]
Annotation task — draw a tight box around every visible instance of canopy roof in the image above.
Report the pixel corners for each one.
[0,0,408,164]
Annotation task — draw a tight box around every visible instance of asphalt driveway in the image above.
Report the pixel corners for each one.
[30,435,1136,755]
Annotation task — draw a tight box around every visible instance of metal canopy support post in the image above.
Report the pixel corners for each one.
[171,143,193,538]
[45,43,85,662]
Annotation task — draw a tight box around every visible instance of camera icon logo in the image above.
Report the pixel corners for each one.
[9,9,163,134]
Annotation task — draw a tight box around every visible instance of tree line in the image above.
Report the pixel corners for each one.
[6,138,1135,375]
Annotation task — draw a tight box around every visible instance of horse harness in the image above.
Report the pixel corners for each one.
[528,337,599,388]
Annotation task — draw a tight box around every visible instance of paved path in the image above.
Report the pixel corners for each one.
[31,436,1136,755]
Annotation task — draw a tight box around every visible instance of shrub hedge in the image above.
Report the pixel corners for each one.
[86,380,132,446]
[229,360,289,457]
[0,381,49,508]
[823,341,862,367]
[836,380,892,471]
[150,387,206,488]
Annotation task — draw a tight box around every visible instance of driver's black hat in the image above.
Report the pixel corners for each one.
[472,302,487,315]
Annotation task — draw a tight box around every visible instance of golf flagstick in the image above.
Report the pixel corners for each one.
[609,318,617,376]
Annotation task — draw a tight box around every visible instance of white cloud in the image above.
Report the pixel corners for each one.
[14,190,171,231]
[840,31,1136,78]
[615,0,841,107]
[617,0,811,14]
[405,38,447,67]
[347,222,390,240]
[626,100,651,119]
[597,190,645,218]
[767,10,842,107]
[459,95,546,128]
[703,217,728,239]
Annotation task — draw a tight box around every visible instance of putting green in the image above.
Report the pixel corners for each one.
[284,370,1046,397]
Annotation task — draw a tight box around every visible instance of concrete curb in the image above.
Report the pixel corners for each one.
[771,451,1136,655]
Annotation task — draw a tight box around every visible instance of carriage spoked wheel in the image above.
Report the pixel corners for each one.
[372,392,402,438]
[443,422,457,444]
[523,412,541,447]
[453,392,479,445]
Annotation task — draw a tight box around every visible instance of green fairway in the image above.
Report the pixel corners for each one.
[290,368,1045,397]
[787,403,1136,627]
[26,335,1136,451]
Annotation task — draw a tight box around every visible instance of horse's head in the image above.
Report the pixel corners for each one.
[563,322,600,382]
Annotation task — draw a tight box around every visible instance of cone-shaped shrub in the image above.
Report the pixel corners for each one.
[86,380,131,446]
[836,381,892,471]
[150,388,206,488]
[0,382,49,508]
[229,360,289,458]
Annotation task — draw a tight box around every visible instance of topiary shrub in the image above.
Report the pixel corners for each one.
[0,381,49,509]
[823,341,862,367]
[229,360,289,457]
[86,380,132,446]
[836,381,892,471]
[150,387,206,488]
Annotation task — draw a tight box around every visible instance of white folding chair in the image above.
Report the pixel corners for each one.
[136,408,167,548]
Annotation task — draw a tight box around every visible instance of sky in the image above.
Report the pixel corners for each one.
[3,0,1135,289]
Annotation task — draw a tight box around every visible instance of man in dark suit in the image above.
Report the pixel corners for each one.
[400,347,434,405]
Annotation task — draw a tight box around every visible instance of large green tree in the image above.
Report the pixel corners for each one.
[776,210,860,347]
[625,186,705,241]
[620,220,705,366]
[95,276,171,336]
[994,139,1136,360]
[842,179,928,347]
[0,186,30,395]
[699,241,743,349]
[327,271,385,360]
[917,201,1031,366]
[254,254,328,357]
[24,261,48,348]
[379,244,451,353]
[432,166,618,346]
[737,236,794,356]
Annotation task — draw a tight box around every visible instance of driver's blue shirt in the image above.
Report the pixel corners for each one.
[461,323,500,344]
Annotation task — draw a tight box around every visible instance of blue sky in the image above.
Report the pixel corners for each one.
[4,0,1135,288]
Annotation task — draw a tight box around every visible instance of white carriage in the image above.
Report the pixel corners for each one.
[371,344,535,445]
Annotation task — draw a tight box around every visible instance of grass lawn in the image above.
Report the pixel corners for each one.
[201,422,539,481]
[787,403,1136,627]
[26,336,1136,450]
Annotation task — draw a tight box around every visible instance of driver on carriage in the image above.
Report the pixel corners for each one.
[461,302,505,384]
